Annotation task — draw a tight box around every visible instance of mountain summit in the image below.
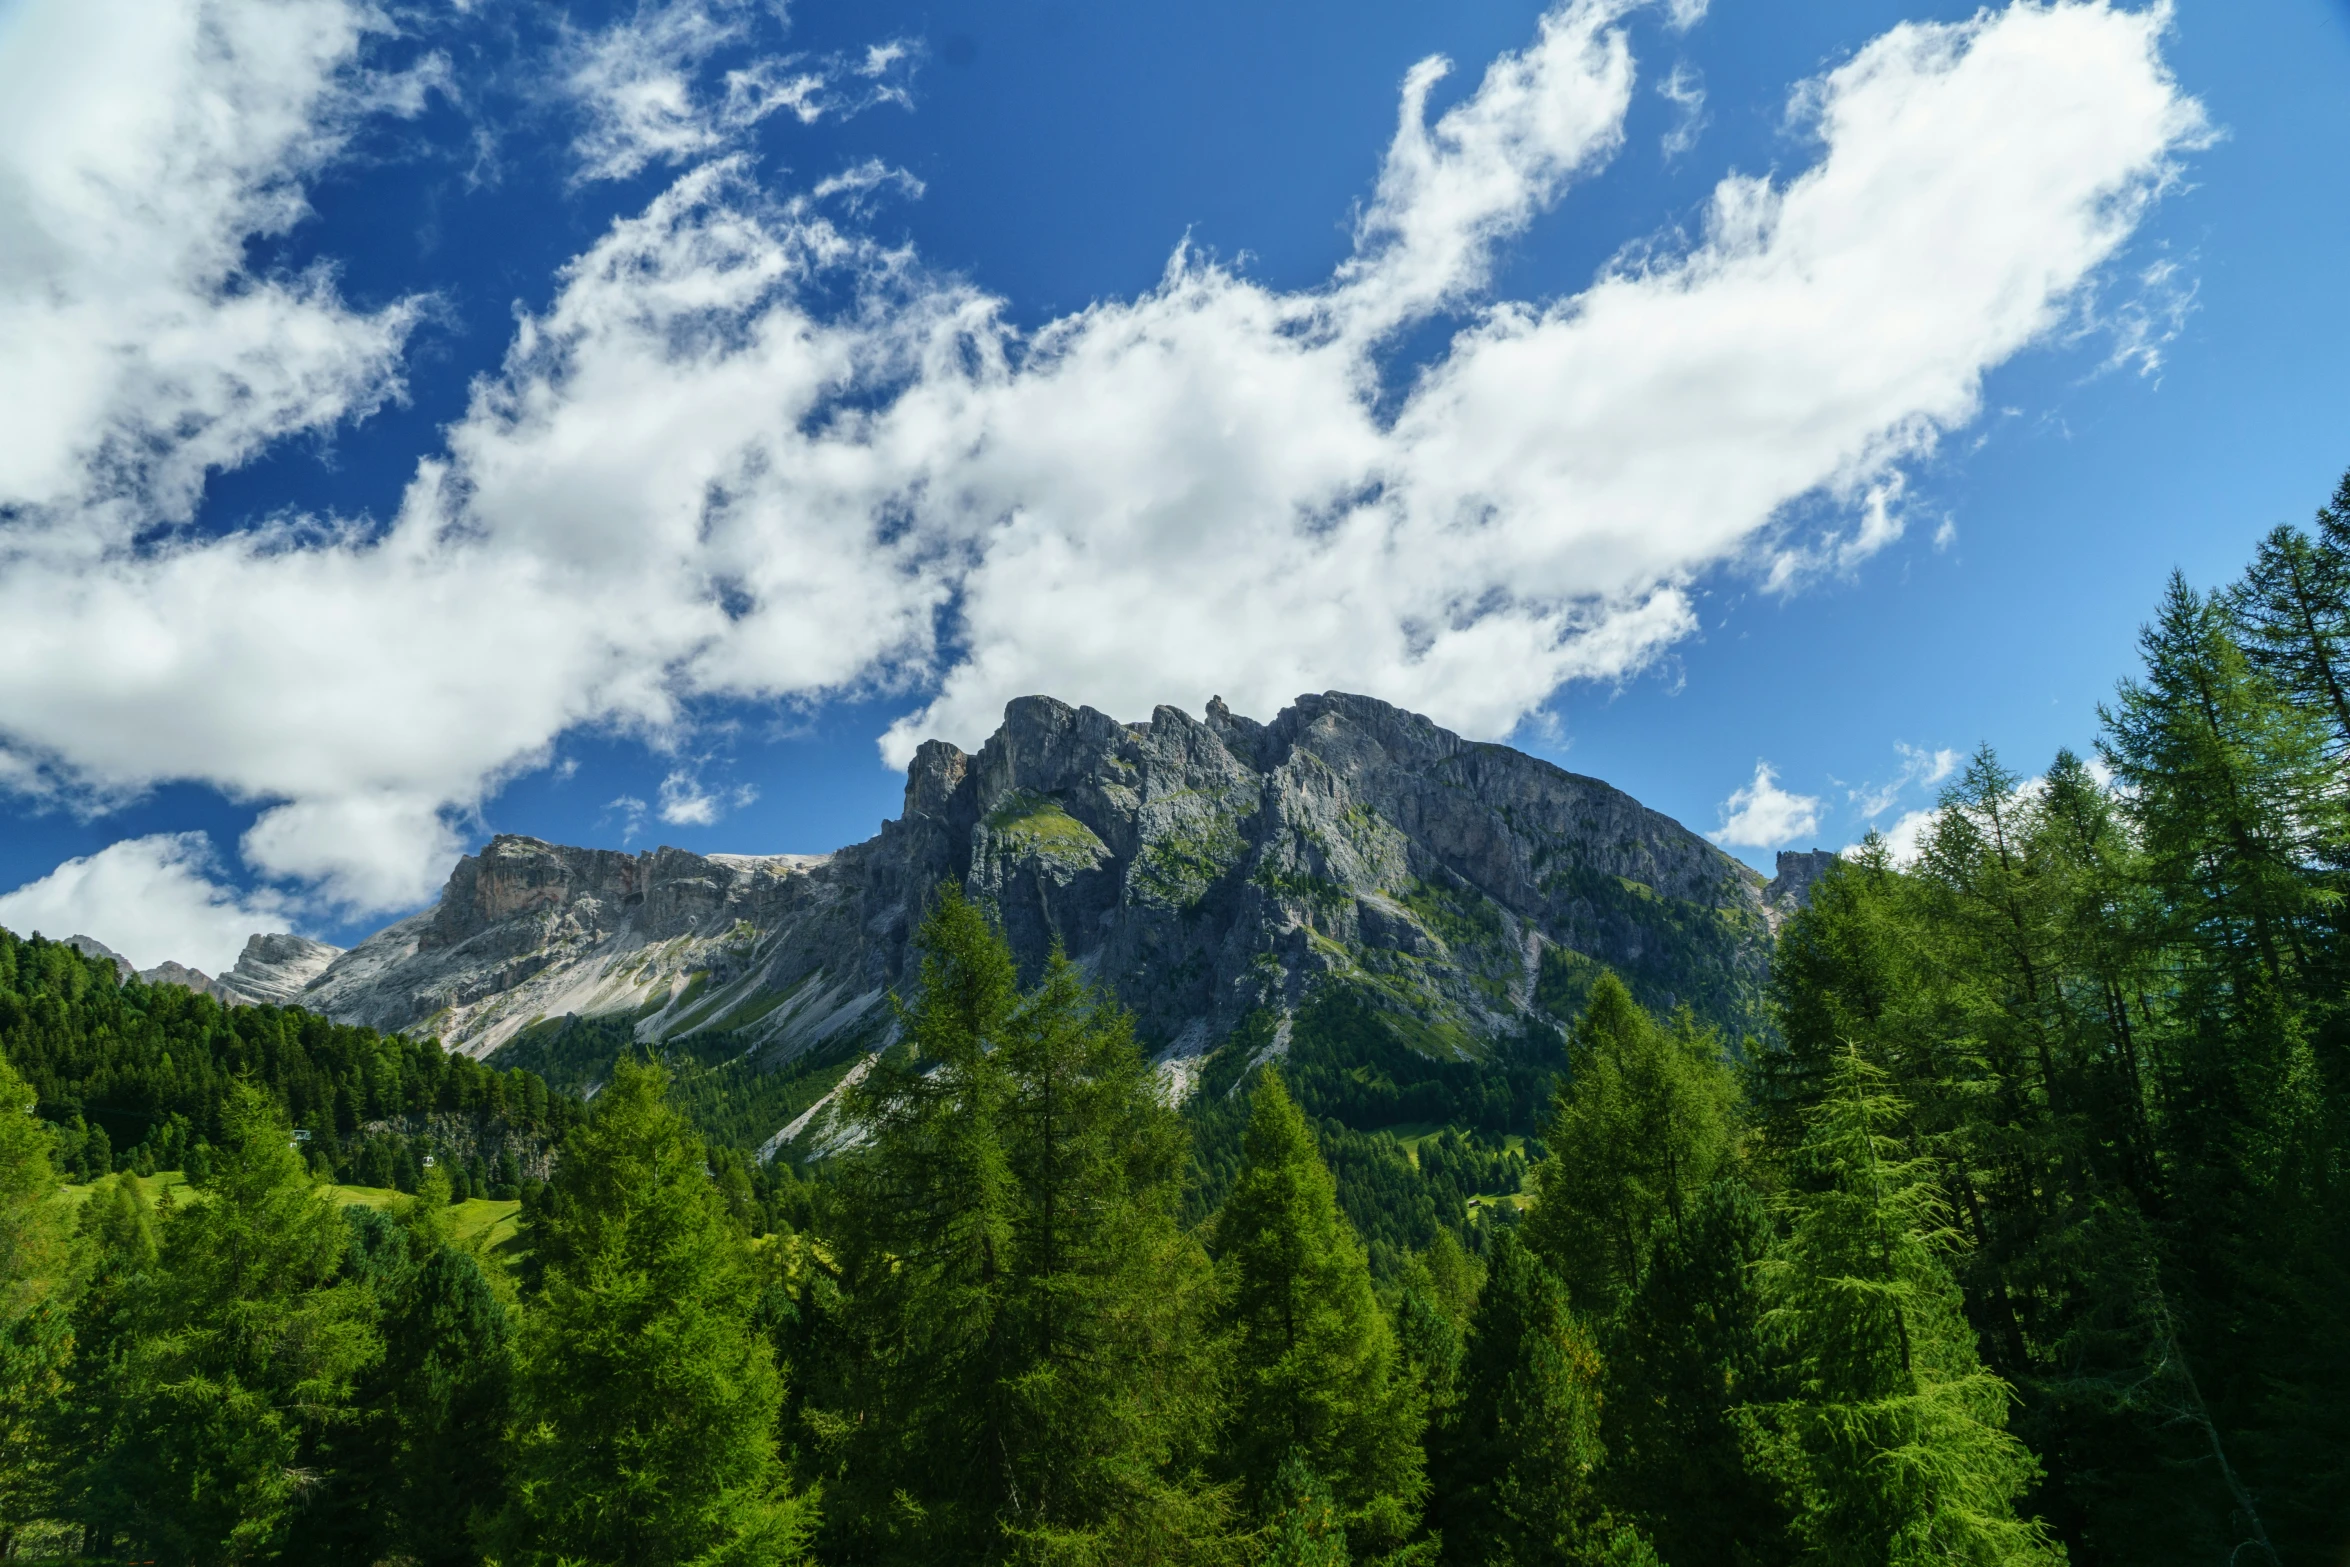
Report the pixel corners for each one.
[298,692,1776,1145]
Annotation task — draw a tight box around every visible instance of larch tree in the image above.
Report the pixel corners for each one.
[494,1057,813,1567]
[61,1084,377,1565]
[816,890,1232,1566]
[1751,1046,2065,1567]
[0,1055,73,1549]
[1211,1071,1425,1556]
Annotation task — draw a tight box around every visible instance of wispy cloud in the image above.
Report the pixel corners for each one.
[1850,741,1961,817]
[563,0,916,183]
[1658,61,1708,160]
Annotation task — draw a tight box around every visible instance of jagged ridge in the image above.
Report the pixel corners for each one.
[290,692,1777,1152]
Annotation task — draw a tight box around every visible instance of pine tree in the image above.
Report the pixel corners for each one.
[2101,571,2339,998]
[0,1056,73,1547]
[370,1222,512,1565]
[1259,1454,1351,1567]
[2227,501,2350,755]
[1427,1231,1607,1566]
[1211,1072,1425,1554]
[60,1084,377,1564]
[1751,1046,2064,1567]
[494,1057,813,1567]
[815,891,1231,1564]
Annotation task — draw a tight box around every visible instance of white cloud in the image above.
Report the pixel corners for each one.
[0,834,284,974]
[564,0,915,183]
[1710,762,1822,849]
[1851,740,1961,816]
[0,0,421,533]
[0,0,2207,920]
[1868,807,1939,866]
[1658,61,1708,159]
[656,770,756,826]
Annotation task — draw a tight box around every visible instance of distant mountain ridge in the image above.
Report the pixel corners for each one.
[256,692,1784,1151]
[67,931,342,1008]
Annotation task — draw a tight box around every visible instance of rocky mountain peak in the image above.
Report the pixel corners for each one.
[293,691,1777,1152]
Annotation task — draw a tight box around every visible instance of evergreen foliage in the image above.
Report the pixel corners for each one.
[809,890,1233,1564]
[0,1055,72,1548]
[0,926,579,1191]
[495,1056,812,1567]
[1521,972,1741,1307]
[1749,1047,2064,1566]
[1210,1072,1425,1553]
[58,1085,377,1563]
[1426,1231,1611,1565]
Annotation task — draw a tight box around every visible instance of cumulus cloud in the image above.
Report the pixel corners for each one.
[0,0,422,533]
[564,0,916,183]
[1870,807,1939,866]
[0,834,284,974]
[1710,762,1823,849]
[0,0,2207,920]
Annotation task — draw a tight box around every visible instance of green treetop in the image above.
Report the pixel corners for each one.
[1210,1071,1425,1556]
[0,1054,73,1545]
[494,1057,813,1567]
[1427,1230,1613,1566]
[815,889,1232,1565]
[59,1084,377,1564]
[1522,971,1742,1311]
[1752,1045,2064,1567]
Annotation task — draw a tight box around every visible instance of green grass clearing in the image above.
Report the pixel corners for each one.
[59,1171,523,1259]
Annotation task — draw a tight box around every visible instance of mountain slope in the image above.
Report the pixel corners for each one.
[300,692,1774,1150]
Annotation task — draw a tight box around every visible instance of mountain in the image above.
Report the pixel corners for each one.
[293,692,1779,1155]
[66,931,342,1007]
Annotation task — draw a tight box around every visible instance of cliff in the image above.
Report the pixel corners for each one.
[298,692,1777,1145]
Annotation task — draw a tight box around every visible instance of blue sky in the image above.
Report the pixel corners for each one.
[1,0,2345,970]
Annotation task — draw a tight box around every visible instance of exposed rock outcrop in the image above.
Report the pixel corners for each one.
[65,930,343,1008]
[300,693,1775,1127]
[1763,849,1842,926]
[215,933,344,1006]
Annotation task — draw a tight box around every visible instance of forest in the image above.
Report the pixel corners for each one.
[2,471,2349,1565]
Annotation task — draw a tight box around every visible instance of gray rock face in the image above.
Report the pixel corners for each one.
[1763,849,1843,923]
[216,933,343,1007]
[300,692,1776,1134]
[66,935,134,982]
[63,930,342,1008]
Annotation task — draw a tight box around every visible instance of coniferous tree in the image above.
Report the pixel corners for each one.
[60,1085,376,1563]
[1517,974,1777,1563]
[1211,1072,1425,1555]
[815,891,1231,1564]
[494,1058,812,1567]
[370,1219,512,1565]
[1260,1454,1351,1567]
[1393,1230,1482,1423]
[2227,477,2350,755]
[0,1056,72,1548]
[1522,974,1742,1310]
[1751,1046,2063,1567]
[1427,1231,1613,1566]
[300,1171,514,1566]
